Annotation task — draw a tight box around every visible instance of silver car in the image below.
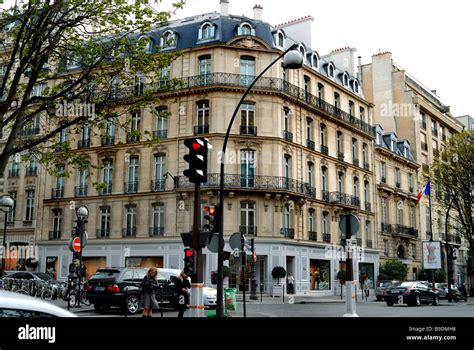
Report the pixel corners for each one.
[0,290,76,317]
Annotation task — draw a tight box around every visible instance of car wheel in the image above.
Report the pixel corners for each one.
[415,294,421,306]
[432,295,439,306]
[376,296,382,301]
[127,294,140,315]
[386,301,394,306]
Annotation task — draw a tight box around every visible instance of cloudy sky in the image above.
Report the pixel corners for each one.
[165,0,472,118]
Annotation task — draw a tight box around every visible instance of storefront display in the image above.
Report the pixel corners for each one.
[125,256,163,269]
[309,259,331,290]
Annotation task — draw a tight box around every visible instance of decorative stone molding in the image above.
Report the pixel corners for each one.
[229,36,269,50]
[234,139,262,152]
[152,144,167,154]
[264,193,271,212]
[320,159,329,167]
[125,147,141,156]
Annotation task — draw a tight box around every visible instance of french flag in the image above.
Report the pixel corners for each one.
[417,181,430,201]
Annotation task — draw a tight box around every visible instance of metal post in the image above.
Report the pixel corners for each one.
[260,283,263,302]
[1,210,8,277]
[216,45,299,318]
[160,285,164,318]
[250,238,257,300]
[241,233,247,318]
[190,182,204,317]
[76,219,85,308]
[343,216,358,317]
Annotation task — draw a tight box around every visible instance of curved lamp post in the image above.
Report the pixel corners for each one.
[216,44,303,317]
[0,195,15,277]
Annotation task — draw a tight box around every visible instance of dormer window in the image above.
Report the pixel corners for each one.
[238,23,255,36]
[353,80,360,94]
[199,22,216,40]
[327,63,335,79]
[138,36,153,53]
[298,44,306,60]
[342,72,349,87]
[404,146,409,158]
[391,139,396,152]
[376,132,382,145]
[311,53,319,69]
[161,30,176,49]
[277,32,285,48]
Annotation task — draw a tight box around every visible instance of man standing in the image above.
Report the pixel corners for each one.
[287,273,295,294]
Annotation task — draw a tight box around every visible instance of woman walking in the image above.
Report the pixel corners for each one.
[140,267,158,317]
[174,270,191,318]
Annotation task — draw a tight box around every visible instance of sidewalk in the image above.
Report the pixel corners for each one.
[236,294,345,304]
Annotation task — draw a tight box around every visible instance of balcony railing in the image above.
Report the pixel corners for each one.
[320,145,329,155]
[329,192,360,208]
[101,136,115,146]
[122,227,137,238]
[18,127,40,137]
[49,231,61,240]
[153,130,168,139]
[337,152,344,161]
[175,173,316,198]
[308,231,317,241]
[8,169,19,177]
[421,142,428,152]
[393,225,418,238]
[75,185,88,197]
[280,228,295,239]
[306,139,315,150]
[26,167,37,176]
[99,182,113,195]
[446,234,462,244]
[96,229,110,239]
[124,181,139,193]
[240,125,257,136]
[51,187,64,199]
[322,190,329,202]
[365,202,372,212]
[126,134,140,144]
[363,162,370,170]
[381,223,392,233]
[283,130,293,142]
[149,227,164,237]
[353,158,360,167]
[322,233,331,243]
[366,240,373,248]
[240,226,257,236]
[77,139,91,149]
[151,179,166,192]
[194,124,209,135]
[92,73,375,136]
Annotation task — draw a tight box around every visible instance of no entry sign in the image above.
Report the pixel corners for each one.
[72,237,81,253]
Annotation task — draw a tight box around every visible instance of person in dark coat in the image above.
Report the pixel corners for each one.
[140,267,158,317]
[174,270,191,318]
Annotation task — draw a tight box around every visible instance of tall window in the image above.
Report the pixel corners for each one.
[58,128,68,144]
[152,203,165,234]
[284,108,290,132]
[159,65,170,87]
[134,72,144,95]
[408,173,414,191]
[308,210,315,233]
[364,181,370,204]
[81,123,90,146]
[426,208,431,237]
[78,169,88,196]
[380,162,386,180]
[395,168,401,187]
[199,55,212,84]
[349,101,354,117]
[125,206,137,236]
[336,131,343,155]
[129,111,141,142]
[155,107,168,138]
[352,138,358,161]
[322,212,328,233]
[338,172,344,193]
[284,204,291,229]
[105,116,115,141]
[320,123,326,146]
[360,107,366,123]
[240,103,255,134]
[397,204,403,225]
[307,162,314,188]
[102,160,113,194]
[110,76,119,99]
[127,157,139,192]
[99,206,111,237]
[304,76,310,101]
[277,32,285,47]
[365,221,371,243]
[381,198,388,223]
[306,118,313,142]
[52,209,62,238]
[6,192,16,222]
[240,202,256,234]
[240,150,255,188]
[317,83,324,107]
[362,143,368,166]
[240,56,255,86]
[321,167,328,194]
[409,206,415,228]
[334,92,340,110]
[55,166,65,197]
[25,190,35,221]
[197,101,209,126]
[353,177,359,198]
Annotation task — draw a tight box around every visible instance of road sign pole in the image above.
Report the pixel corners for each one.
[241,233,247,318]
[342,215,358,317]
[250,238,258,300]
[190,182,204,317]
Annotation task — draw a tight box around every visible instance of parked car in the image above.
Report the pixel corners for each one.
[6,271,59,284]
[0,290,76,317]
[384,281,439,306]
[434,283,448,298]
[375,280,400,301]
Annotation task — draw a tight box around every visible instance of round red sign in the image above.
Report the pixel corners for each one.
[72,237,81,253]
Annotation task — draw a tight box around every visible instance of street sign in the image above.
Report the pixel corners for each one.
[229,232,242,251]
[72,237,81,253]
[339,214,360,239]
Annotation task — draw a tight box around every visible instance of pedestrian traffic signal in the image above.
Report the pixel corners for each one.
[203,204,220,234]
[183,138,208,183]
[223,250,231,261]
[183,248,196,276]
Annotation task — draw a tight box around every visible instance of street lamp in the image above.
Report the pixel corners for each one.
[0,195,14,277]
[75,205,89,307]
[216,44,303,317]
[445,188,462,303]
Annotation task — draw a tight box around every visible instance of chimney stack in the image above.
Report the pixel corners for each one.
[253,4,263,21]
[220,0,229,16]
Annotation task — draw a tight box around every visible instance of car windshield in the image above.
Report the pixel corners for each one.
[399,282,415,287]
[33,272,53,281]
[90,270,120,279]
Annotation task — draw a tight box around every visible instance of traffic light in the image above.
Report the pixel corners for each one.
[183,248,196,276]
[211,271,217,284]
[183,138,208,183]
[223,250,231,261]
[203,204,220,233]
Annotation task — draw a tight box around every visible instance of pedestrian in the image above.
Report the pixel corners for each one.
[287,273,295,294]
[140,267,158,317]
[458,283,468,301]
[363,275,370,301]
[174,270,191,318]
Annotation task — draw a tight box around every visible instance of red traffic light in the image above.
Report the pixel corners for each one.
[204,206,215,215]
[191,141,201,152]
[184,248,194,257]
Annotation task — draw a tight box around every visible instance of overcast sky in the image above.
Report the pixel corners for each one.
[165,0,472,118]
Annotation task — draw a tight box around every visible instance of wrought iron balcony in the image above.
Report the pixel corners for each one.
[283,130,293,142]
[366,240,373,248]
[240,125,257,136]
[77,139,91,149]
[153,130,168,139]
[126,134,140,144]
[306,139,315,150]
[320,145,329,155]
[194,124,209,135]
[322,190,329,202]
[175,173,316,198]
[49,231,61,240]
[101,136,115,146]
[353,158,360,167]
[99,182,113,195]
[149,227,164,237]
[124,181,139,193]
[393,225,418,238]
[337,152,345,161]
[26,167,37,176]
[363,162,370,170]
[51,187,64,199]
[8,169,19,177]
[280,228,294,239]
[365,202,372,212]
[328,192,360,208]
[122,227,137,238]
[240,226,257,236]
[75,185,88,197]
[322,233,331,243]
[151,179,166,192]
[381,223,392,233]
[308,231,317,241]
[18,127,40,137]
[96,229,110,239]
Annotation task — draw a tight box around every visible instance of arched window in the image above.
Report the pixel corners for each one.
[327,63,335,79]
[342,72,349,87]
[138,36,153,53]
[311,53,319,69]
[277,31,285,47]
[199,22,216,40]
[238,22,255,36]
[161,30,176,49]
[298,44,306,60]
[353,80,360,94]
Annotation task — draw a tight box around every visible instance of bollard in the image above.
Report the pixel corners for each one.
[160,285,164,318]
[260,283,263,302]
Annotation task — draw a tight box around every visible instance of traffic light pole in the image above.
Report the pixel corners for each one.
[250,238,258,300]
[216,45,298,318]
[343,216,357,317]
[190,182,204,317]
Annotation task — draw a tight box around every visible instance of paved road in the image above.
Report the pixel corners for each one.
[54,297,474,318]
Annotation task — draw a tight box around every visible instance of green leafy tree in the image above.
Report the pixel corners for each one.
[271,266,286,285]
[378,259,408,281]
[0,0,185,177]
[418,269,446,283]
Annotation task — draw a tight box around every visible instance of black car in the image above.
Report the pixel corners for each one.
[85,267,178,315]
[384,281,439,306]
